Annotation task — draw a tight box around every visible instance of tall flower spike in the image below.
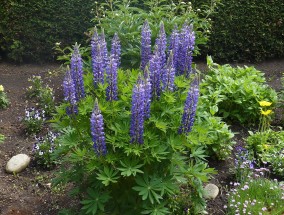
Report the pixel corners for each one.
[106,55,118,101]
[169,25,179,72]
[111,33,121,67]
[155,21,167,68]
[140,20,152,71]
[143,67,152,119]
[93,44,105,87]
[178,78,199,134]
[70,43,85,100]
[149,50,162,98]
[91,99,107,156]
[63,70,78,115]
[177,23,195,77]
[91,27,100,64]
[130,77,146,144]
[100,29,109,69]
[162,51,175,92]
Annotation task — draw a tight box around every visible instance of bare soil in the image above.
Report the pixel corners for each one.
[0,58,283,215]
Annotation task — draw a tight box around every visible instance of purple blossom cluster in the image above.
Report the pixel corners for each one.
[149,51,162,98]
[90,99,107,156]
[178,79,199,134]
[106,56,118,101]
[130,77,148,144]
[63,70,78,115]
[111,33,121,67]
[70,43,85,100]
[140,20,152,71]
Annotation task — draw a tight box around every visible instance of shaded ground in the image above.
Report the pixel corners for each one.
[0,58,283,214]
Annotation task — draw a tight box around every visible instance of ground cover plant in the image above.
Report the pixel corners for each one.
[0,84,10,109]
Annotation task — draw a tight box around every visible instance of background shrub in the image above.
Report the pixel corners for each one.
[206,0,284,62]
[0,0,95,62]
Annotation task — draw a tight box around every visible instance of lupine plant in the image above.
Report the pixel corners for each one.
[50,20,239,214]
[0,84,10,109]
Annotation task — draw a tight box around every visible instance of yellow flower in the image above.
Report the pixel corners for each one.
[0,85,4,92]
[259,101,272,107]
[261,109,272,116]
[262,144,269,150]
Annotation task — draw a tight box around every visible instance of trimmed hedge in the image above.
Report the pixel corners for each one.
[207,0,284,62]
[0,0,95,62]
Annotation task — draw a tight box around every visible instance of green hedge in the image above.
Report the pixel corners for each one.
[0,0,95,62]
[207,0,284,62]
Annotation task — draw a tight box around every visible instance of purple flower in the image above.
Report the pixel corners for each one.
[162,51,175,92]
[70,43,85,100]
[100,29,109,69]
[111,33,121,67]
[178,79,199,134]
[149,51,162,98]
[92,45,105,87]
[143,68,152,119]
[155,21,167,68]
[106,55,118,101]
[177,23,195,77]
[63,70,78,115]
[169,25,179,71]
[140,20,152,71]
[91,99,107,156]
[130,77,146,144]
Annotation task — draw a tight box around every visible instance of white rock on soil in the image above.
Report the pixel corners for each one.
[203,183,219,200]
[5,154,31,173]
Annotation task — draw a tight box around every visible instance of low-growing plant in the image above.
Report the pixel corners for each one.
[225,177,284,214]
[22,107,45,135]
[201,56,278,125]
[32,131,58,169]
[26,75,56,116]
[0,134,4,143]
[0,84,10,109]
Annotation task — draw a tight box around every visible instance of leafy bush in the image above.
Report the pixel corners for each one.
[22,107,45,135]
[0,0,95,62]
[207,0,284,62]
[201,56,278,124]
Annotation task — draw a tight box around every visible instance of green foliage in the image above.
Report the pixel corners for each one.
[26,75,56,116]
[0,0,95,62]
[0,134,4,144]
[91,0,213,68]
[22,107,45,135]
[201,56,278,124]
[226,178,284,214]
[0,85,10,109]
[207,0,284,62]
[246,130,284,176]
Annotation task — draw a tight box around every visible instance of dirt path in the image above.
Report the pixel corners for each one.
[0,58,283,214]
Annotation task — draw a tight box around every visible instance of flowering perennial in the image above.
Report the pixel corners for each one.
[155,22,167,68]
[162,51,175,92]
[140,20,152,71]
[130,78,146,144]
[169,25,180,70]
[106,55,118,101]
[63,70,78,114]
[143,69,152,119]
[70,43,85,100]
[91,99,107,156]
[111,33,121,67]
[149,51,162,98]
[178,79,199,134]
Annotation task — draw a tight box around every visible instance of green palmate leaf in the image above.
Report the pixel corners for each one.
[155,121,168,133]
[151,145,169,162]
[96,167,120,186]
[141,203,170,215]
[81,188,110,215]
[133,174,163,204]
[118,160,144,177]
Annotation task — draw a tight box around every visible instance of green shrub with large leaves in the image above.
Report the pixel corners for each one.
[201,56,278,125]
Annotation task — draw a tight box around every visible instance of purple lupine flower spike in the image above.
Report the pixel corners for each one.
[100,29,109,69]
[162,51,175,92]
[91,27,100,64]
[149,50,162,98]
[169,25,179,72]
[140,20,152,71]
[130,77,146,144]
[93,44,105,87]
[106,55,118,101]
[63,70,78,115]
[143,67,152,119]
[91,99,107,156]
[111,33,121,67]
[155,21,167,68]
[70,43,85,100]
[178,78,199,134]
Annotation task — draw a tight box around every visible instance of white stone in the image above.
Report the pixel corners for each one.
[203,183,219,200]
[6,154,30,173]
